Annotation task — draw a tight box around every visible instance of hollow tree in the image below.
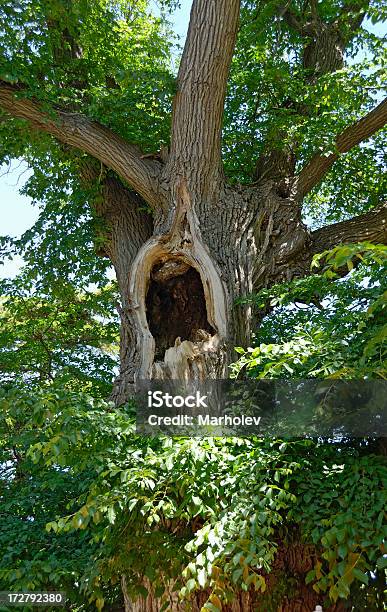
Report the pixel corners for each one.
[1,0,387,609]
[1,0,386,409]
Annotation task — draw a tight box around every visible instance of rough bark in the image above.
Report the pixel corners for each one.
[106,170,271,399]
[310,200,387,254]
[105,0,245,396]
[166,0,240,189]
[93,176,154,405]
[256,199,387,288]
[120,541,348,612]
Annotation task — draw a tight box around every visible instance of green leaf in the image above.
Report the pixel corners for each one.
[352,568,369,585]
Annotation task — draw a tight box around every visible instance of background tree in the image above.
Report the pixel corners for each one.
[0,278,118,393]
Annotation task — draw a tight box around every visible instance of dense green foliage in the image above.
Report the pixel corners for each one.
[0,387,120,610]
[0,278,119,393]
[1,386,386,610]
[233,243,387,379]
[224,0,386,221]
[0,0,175,290]
[1,244,386,610]
[0,0,174,145]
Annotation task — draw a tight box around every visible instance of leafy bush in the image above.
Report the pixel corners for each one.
[1,385,385,610]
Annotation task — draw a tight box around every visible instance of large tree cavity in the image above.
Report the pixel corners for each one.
[146,258,214,361]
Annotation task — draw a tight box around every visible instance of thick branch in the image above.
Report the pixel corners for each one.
[255,201,387,290]
[0,81,161,207]
[310,201,387,255]
[297,97,387,198]
[309,0,319,22]
[168,0,240,185]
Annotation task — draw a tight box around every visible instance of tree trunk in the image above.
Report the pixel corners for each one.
[102,152,317,405]
[108,178,270,402]
[101,180,331,612]
[102,173,383,610]
[0,0,386,609]
[120,544,348,612]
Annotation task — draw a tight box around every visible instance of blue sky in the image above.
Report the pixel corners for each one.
[0,161,35,278]
[0,2,385,278]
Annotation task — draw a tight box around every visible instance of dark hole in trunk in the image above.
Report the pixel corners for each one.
[146,262,215,361]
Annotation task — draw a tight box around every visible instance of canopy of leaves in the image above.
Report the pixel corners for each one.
[0,0,175,146]
[0,276,119,395]
[0,0,176,289]
[0,386,124,610]
[223,0,386,219]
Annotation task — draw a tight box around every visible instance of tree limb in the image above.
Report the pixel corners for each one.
[168,0,240,187]
[309,0,319,22]
[279,5,304,33]
[310,201,387,255]
[297,97,387,198]
[255,202,386,290]
[0,81,161,207]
